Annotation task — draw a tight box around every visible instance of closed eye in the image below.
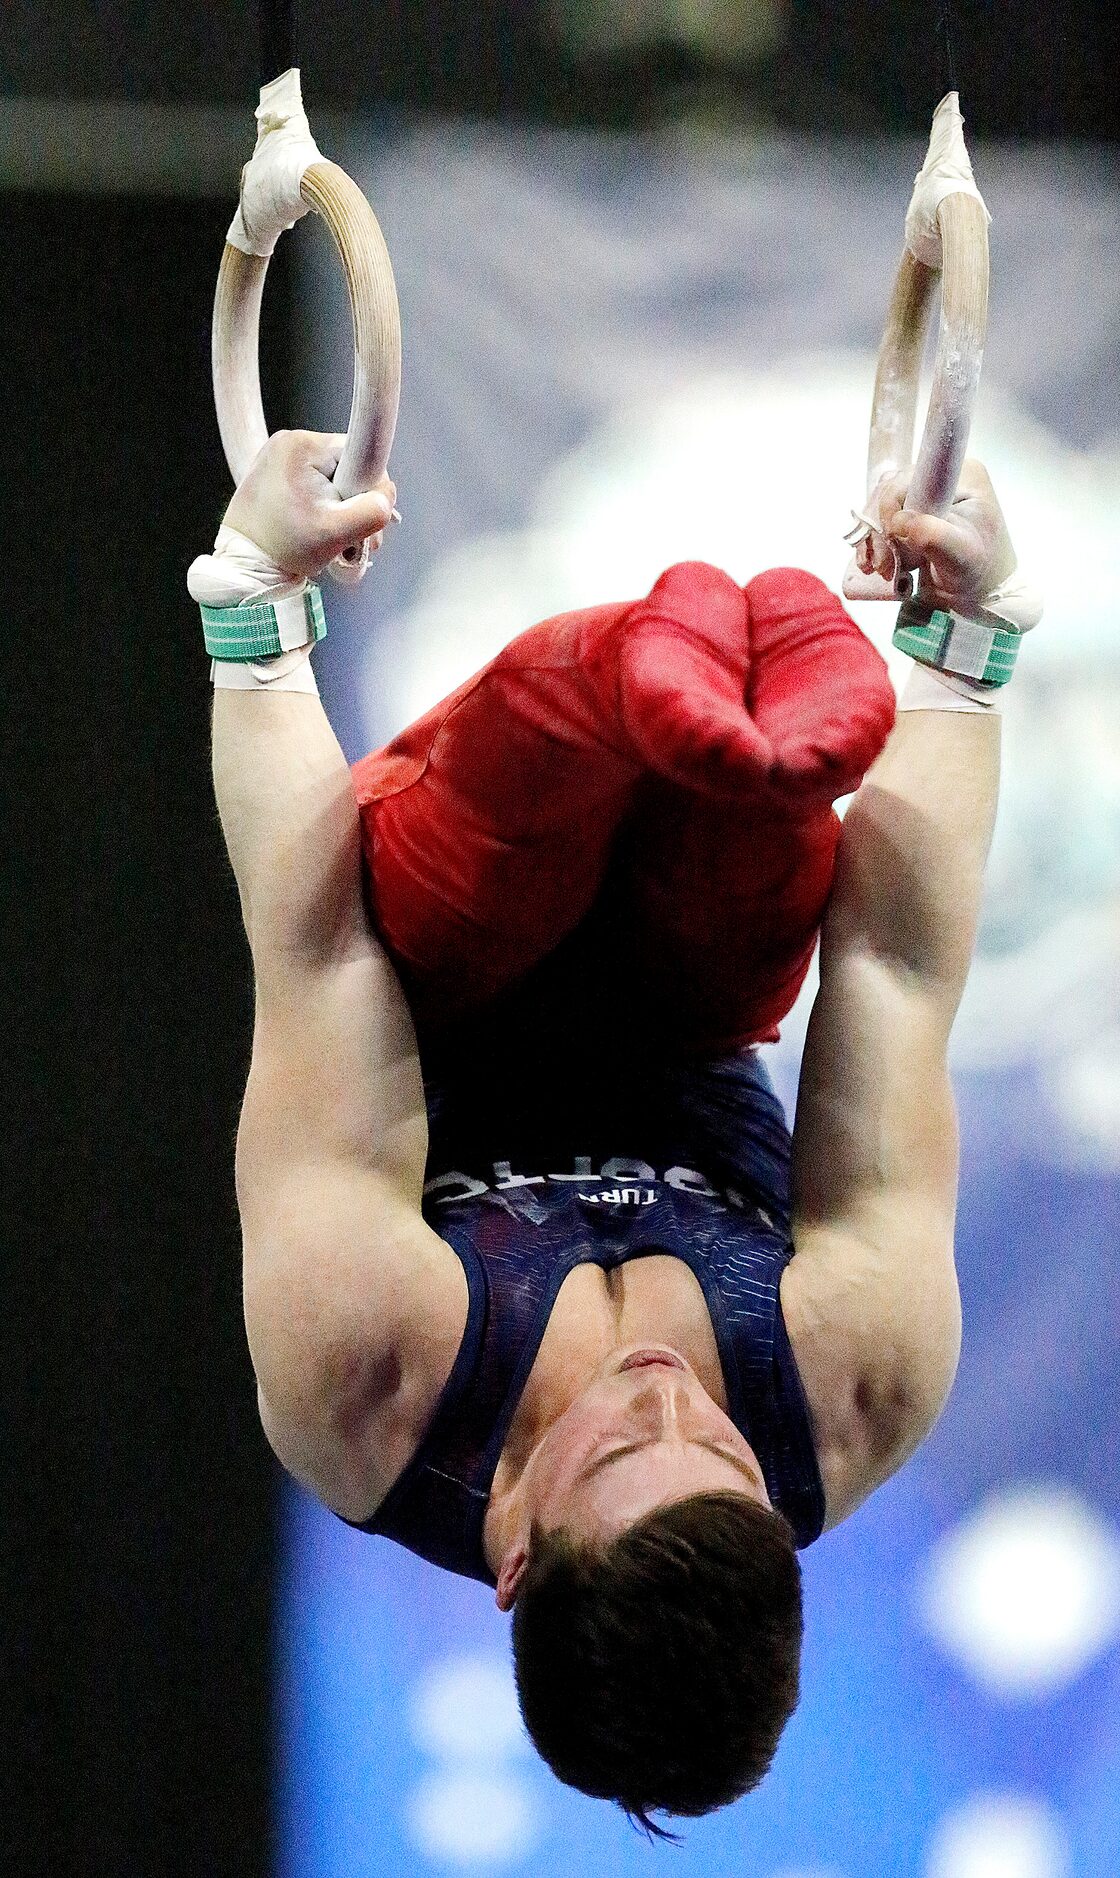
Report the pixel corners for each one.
[580,1436,759,1488]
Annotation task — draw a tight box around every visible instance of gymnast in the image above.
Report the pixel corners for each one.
[195,427,1030,1832]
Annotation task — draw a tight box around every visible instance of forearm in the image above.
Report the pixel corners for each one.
[792,458,1021,1243]
[212,688,367,974]
[793,705,994,1230]
[822,705,1000,1024]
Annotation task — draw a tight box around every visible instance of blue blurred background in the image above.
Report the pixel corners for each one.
[5,5,1117,1876]
[283,116,1120,1878]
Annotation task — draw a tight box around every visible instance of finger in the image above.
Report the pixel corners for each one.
[871,530,898,582]
[873,471,910,536]
[322,488,394,556]
[288,429,347,477]
[887,510,973,581]
[955,458,993,500]
[341,487,393,529]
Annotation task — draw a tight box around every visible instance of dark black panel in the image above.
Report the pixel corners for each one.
[783,0,1120,140]
[1,195,280,1878]
[0,0,1114,138]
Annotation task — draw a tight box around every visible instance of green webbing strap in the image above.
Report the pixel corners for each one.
[202,583,327,660]
[893,594,1022,689]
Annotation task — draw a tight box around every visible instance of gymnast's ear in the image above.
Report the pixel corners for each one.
[495,1543,530,1612]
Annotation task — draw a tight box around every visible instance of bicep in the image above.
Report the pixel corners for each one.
[233,929,441,1484]
[793,944,961,1232]
[239,916,430,1206]
[786,707,996,1457]
[240,1159,458,1513]
[791,944,963,1442]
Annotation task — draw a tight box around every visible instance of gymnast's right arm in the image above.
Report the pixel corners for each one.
[788,462,1018,1491]
[208,432,456,1515]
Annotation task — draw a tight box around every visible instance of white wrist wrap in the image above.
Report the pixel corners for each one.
[188,526,301,608]
[188,526,320,693]
[212,650,319,693]
[898,661,1000,713]
[981,570,1045,632]
[894,566,1043,709]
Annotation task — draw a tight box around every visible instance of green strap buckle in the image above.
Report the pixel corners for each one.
[893,595,1021,689]
[202,584,327,661]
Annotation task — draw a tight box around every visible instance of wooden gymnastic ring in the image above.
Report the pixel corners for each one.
[212,157,401,577]
[845,191,989,601]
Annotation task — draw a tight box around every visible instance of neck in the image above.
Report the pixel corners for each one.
[482,1296,616,1579]
[481,1255,735,1578]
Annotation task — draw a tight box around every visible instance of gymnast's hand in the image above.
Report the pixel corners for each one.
[223,428,396,581]
[857,458,1017,612]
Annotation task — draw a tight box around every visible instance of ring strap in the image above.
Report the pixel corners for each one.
[893,593,1022,688]
[202,583,326,660]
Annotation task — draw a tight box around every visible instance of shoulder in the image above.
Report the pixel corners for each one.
[780,1231,961,1530]
[242,1161,471,1522]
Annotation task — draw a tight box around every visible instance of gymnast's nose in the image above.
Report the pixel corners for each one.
[624,1370,693,1434]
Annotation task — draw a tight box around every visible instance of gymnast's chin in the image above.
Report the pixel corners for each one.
[485,1349,802,1841]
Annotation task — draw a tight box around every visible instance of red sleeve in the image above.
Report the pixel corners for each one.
[353,562,895,1044]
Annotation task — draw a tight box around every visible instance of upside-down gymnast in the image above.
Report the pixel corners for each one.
[194,427,1028,1832]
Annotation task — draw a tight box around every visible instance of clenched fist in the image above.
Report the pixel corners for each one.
[224,429,396,581]
[857,459,1017,612]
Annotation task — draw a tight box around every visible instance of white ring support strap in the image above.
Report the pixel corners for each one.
[844,92,991,602]
[212,68,401,586]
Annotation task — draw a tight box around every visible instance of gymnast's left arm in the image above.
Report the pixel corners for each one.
[787,461,1020,1470]
[210,431,394,978]
[203,433,457,1514]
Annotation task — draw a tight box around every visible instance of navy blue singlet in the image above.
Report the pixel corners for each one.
[349,958,827,1586]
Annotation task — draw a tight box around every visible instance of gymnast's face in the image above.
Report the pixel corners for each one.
[495,1348,770,1609]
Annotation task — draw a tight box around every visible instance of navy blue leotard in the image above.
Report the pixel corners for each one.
[349,955,826,1585]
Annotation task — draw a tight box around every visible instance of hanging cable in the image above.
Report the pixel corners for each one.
[259,0,298,87]
[936,0,960,99]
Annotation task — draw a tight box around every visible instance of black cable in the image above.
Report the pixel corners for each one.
[936,0,960,95]
[259,0,298,86]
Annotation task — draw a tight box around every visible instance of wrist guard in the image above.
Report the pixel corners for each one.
[201,584,327,661]
[892,592,1021,689]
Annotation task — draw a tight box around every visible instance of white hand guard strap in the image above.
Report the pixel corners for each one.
[187,526,323,693]
[898,661,998,713]
[895,569,1044,711]
[973,570,1045,633]
[894,596,1024,688]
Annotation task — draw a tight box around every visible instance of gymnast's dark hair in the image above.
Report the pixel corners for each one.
[510,1491,803,1837]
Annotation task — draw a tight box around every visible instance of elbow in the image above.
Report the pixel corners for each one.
[873,1293,963,1467]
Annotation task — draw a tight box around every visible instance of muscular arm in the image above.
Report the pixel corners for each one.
[214,686,361,977]
[790,462,1016,1470]
[208,436,456,1513]
[795,705,998,1227]
[213,688,428,1196]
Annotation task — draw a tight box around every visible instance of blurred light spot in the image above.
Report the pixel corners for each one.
[918,1485,1120,1696]
[923,1794,1070,1878]
[550,0,787,63]
[408,1653,530,1760]
[1052,1031,1120,1167]
[405,1770,540,1867]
